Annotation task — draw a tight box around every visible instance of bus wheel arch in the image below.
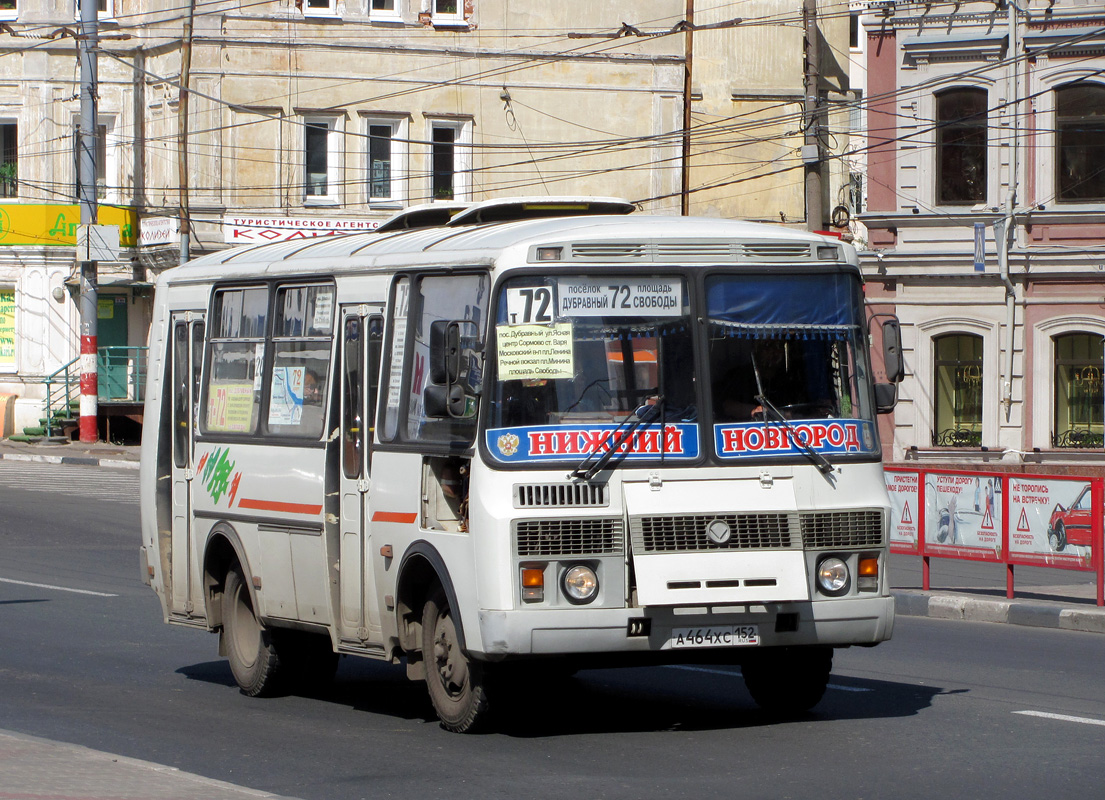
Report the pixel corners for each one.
[203,523,253,633]
[394,542,466,679]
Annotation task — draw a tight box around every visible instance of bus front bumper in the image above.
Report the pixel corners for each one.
[475,594,894,658]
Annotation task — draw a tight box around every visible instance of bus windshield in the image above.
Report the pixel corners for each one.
[706,272,878,461]
[486,274,698,464]
[484,270,878,465]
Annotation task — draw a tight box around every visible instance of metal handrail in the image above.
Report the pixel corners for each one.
[38,346,149,438]
[41,357,80,438]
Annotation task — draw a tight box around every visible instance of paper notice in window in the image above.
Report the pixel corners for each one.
[497,323,574,380]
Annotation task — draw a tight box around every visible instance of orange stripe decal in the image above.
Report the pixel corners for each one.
[372,511,419,524]
[238,498,323,515]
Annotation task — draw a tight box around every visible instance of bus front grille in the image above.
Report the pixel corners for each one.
[630,513,798,553]
[514,482,608,508]
[799,510,884,548]
[514,518,625,556]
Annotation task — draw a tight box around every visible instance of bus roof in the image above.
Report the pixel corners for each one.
[165,214,858,285]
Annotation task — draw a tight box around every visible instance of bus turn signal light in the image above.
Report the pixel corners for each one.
[858,557,879,592]
[522,567,545,602]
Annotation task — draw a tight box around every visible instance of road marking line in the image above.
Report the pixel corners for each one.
[669,665,872,692]
[1014,710,1105,727]
[0,577,118,597]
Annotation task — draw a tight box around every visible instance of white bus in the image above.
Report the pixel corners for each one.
[139,198,904,732]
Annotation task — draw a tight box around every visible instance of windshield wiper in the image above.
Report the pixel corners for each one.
[751,354,834,476]
[569,398,664,482]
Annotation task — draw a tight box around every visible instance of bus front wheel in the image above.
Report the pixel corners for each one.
[422,588,489,733]
[741,645,832,715]
[222,567,283,697]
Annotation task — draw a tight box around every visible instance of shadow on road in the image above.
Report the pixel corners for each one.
[177,656,948,737]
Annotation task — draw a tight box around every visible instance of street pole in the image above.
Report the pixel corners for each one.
[802,0,823,232]
[178,0,195,265]
[680,0,694,216]
[78,0,99,443]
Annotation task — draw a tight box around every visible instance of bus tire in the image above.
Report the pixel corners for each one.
[222,567,283,697]
[422,587,489,733]
[742,645,832,715]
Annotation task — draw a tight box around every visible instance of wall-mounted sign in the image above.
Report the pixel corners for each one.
[223,215,381,244]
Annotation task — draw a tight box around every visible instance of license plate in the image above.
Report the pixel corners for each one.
[669,624,760,649]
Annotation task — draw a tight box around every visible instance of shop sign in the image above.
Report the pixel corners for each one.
[223,215,381,244]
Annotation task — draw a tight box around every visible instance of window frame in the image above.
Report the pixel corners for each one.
[378,270,489,450]
[72,117,117,203]
[1051,331,1104,448]
[934,87,989,207]
[427,118,472,203]
[362,115,407,207]
[301,115,342,207]
[0,1,16,22]
[302,0,339,17]
[1054,81,1105,205]
[0,121,17,199]
[369,0,401,21]
[931,332,985,447]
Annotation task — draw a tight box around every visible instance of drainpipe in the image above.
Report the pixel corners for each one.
[999,0,1020,422]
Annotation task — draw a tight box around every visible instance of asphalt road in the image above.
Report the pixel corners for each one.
[1,461,1104,799]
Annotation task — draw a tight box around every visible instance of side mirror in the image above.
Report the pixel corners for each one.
[881,317,905,384]
[424,383,469,418]
[874,382,898,414]
[429,320,461,386]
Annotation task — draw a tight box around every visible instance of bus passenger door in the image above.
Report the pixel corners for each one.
[337,307,383,645]
[169,312,205,619]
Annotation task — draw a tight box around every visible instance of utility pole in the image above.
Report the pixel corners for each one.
[680,0,694,216]
[802,0,823,231]
[77,0,99,443]
[178,0,195,265]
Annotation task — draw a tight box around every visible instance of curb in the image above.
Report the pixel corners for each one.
[0,452,139,470]
[892,589,1105,634]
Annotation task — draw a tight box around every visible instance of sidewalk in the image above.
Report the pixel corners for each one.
[2,436,1102,635]
[0,729,300,800]
[0,436,139,469]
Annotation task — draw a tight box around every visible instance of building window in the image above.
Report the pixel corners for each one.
[0,123,16,199]
[419,0,465,26]
[365,118,406,204]
[933,333,983,446]
[0,1,16,21]
[371,0,400,19]
[936,88,987,206]
[72,121,110,201]
[429,119,470,202]
[76,0,114,20]
[303,117,340,205]
[1053,333,1104,448]
[302,0,338,16]
[1056,83,1105,203]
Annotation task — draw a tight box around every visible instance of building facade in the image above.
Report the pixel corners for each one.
[859,0,1105,472]
[0,0,851,436]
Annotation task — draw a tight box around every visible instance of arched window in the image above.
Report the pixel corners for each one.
[1053,332,1104,447]
[933,334,983,446]
[1056,83,1105,202]
[936,89,988,205]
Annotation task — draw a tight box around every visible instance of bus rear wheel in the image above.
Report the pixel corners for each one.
[222,567,283,697]
[742,645,832,715]
[422,588,489,733]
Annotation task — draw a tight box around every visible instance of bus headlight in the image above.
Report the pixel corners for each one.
[562,565,599,604]
[816,556,850,596]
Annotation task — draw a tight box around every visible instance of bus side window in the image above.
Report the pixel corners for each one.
[172,322,189,468]
[366,314,383,466]
[342,315,362,479]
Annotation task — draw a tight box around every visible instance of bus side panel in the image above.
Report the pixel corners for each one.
[191,442,331,627]
[368,450,482,653]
